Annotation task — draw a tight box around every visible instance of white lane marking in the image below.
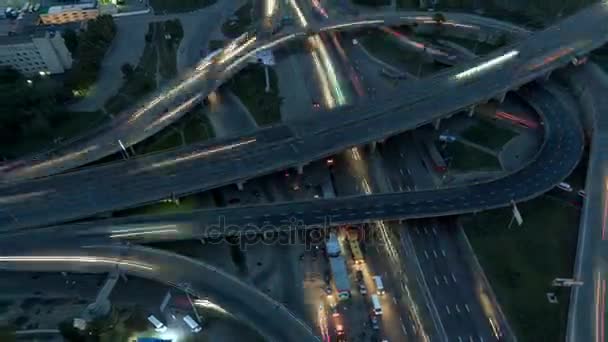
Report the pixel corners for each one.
[451,272,457,283]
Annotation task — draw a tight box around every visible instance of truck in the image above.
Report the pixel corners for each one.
[329,255,351,300]
[326,232,341,257]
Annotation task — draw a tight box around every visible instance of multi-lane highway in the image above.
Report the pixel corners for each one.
[1,2,606,230]
[0,4,606,341]
[0,11,527,183]
[0,83,582,244]
[566,62,608,342]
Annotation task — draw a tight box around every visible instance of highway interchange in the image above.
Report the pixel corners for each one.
[1,3,608,229]
[1,1,608,341]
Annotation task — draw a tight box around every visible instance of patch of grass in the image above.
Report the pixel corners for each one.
[460,119,518,150]
[442,141,502,171]
[427,35,498,55]
[158,20,184,80]
[221,2,253,38]
[114,193,206,217]
[226,64,282,126]
[184,108,215,143]
[209,39,225,51]
[396,0,417,9]
[463,195,579,341]
[137,129,183,155]
[149,0,217,13]
[0,110,107,158]
[360,29,448,76]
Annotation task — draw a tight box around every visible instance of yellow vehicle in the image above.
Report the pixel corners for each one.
[346,229,364,264]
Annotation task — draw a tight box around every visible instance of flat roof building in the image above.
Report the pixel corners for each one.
[0,29,72,75]
[39,1,98,25]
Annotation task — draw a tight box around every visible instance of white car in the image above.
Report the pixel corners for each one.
[557,182,573,192]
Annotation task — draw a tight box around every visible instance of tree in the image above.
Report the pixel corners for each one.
[121,63,134,79]
[58,321,86,342]
[63,28,79,55]
[433,12,446,24]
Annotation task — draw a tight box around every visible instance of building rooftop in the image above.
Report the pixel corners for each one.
[40,0,96,14]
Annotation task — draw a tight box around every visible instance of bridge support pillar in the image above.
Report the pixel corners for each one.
[297,164,304,175]
[468,105,476,117]
[370,141,377,153]
[433,118,441,130]
[236,181,245,191]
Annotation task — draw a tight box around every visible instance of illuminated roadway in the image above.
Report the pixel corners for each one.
[567,63,608,342]
[0,240,318,341]
[0,11,528,183]
[0,2,607,230]
[0,83,582,244]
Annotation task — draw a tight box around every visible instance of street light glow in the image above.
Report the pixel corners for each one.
[0,256,155,270]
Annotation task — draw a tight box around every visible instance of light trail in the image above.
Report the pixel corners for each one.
[320,19,384,32]
[136,138,257,172]
[218,36,258,65]
[18,145,99,174]
[0,191,51,204]
[194,299,229,314]
[310,47,336,108]
[110,225,180,238]
[225,34,302,74]
[289,0,308,27]
[453,50,519,80]
[145,95,202,132]
[312,35,346,105]
[0,256,154,271]
[330,32,365,97]
[265,0,276,17]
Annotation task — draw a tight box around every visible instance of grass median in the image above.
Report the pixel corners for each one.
[221,2,253,39]
[463,195,579,341]
[442,141,502,171]
[460,119,518,150]
[226,64,282,126]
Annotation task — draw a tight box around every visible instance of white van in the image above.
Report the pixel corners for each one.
[183,315,202,333]
[147,315,167,332]
[371,294,383,315]
[557,182,573,192]
[373,275,385,295]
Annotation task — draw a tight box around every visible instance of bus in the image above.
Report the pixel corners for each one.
[183,315,202,333]
[371,294,383,315]
[346,229,364,264]
[147,315,167,332]
[372,275,385,295]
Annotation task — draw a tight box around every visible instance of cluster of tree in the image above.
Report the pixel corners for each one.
[0,67,71,149]
[65,15,117,92]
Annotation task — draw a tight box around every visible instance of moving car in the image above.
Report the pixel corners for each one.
[557,182,573,192]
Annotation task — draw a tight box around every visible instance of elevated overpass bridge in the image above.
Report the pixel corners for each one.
[0,1,607,230]
[0,10,529,182]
